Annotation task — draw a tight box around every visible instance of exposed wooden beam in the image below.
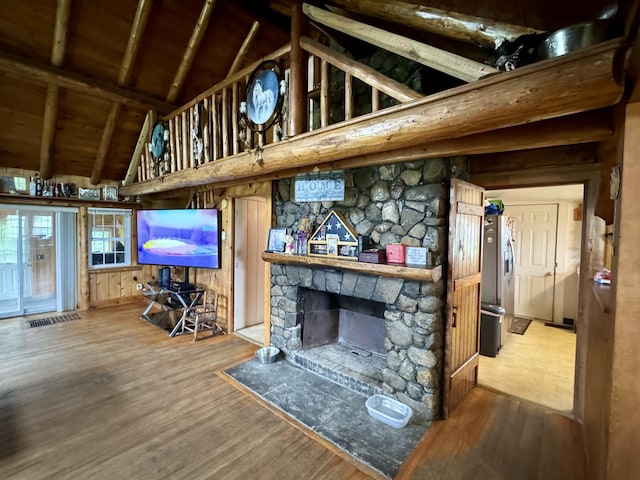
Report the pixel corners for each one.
[303,3,499,82]
[300,36,422,102]
[118,0,153,86]
[119,40,623,196]
[166,0,217,103]
[39,86,60,180]
[92,0,154,185]
[123,111,153,186]
[327,0,541,50]
[91,104,121,185]
[39,0,72,180]
[0,50,176,113]
[227,21,260,77]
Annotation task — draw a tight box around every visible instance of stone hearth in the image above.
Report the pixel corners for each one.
[270,264,444,420]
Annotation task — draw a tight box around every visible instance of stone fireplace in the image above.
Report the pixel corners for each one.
[269,157,466,421]
[269,264,445,420]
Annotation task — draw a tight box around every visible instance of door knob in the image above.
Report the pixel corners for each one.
[544,272,553,277]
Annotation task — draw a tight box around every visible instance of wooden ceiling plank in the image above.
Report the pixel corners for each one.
[39,0,72,180]
[166,0,218,103]
[303,3,499,82]
[119,42,623,196]
[227,21,261,77]
[118,0,153,86]
[327,0,541,50]
[0,50,176,113]
[92,0,155,185]
[300,36,422,102]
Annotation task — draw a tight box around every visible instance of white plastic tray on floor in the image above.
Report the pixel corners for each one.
[365,394,413,428]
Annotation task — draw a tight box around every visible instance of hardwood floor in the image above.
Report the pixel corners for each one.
[478,319,576,414]
[0,304,587,479]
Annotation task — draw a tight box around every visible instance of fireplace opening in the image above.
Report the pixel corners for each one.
[301,289,386,356]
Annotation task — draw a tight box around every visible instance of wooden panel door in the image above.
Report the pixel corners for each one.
[507,204,558,321]
[443,179,485,418]
[233,197,267,330]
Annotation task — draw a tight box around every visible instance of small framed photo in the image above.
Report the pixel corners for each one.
[103,186,118,201]
[266,228,286,253]
[78,187,100,200]
[326,234,339,256]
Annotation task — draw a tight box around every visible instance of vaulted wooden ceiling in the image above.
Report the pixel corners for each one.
[0,0,624,185]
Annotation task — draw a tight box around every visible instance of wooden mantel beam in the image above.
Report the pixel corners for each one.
[119,40,624,197]
[0,50,176,113]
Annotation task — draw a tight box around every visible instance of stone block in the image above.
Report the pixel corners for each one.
[356,193,370,209]
[405,200,426,213]
[285,265,301,285]
[391,225,405,235]
[406,382,424,401]
[387,350,402,369]
[298,268,313,287]
[400,236,421,247]
[421,280,445,296]
[379,231,399,247]
[354,275,377,299]
[355,219,373,235]
[271,264,284,276]
[382,368,406,391]
[405,184,446,202]
[277,179,291,202]
[326,271,342,293]
[399,358,416,382]
[416,367,438,389]
[418,296,443,313]
[403,281,420,298]
[414,311,438,332]
[422,158,447,183]
[408,223,426,239]
[379,164,400,181]
[372,277,403,304]
[396,294,418,313]
[383,310,403,322]
[365,203,382,222]
[400,169,422,186]
[408,346,437,368]
[339,271,358,297]
[381,200,399,223]
[354,169,375,190]
[371,181,390,202]
[312,270,326,291]
[348,208,365,226]
[386,321,413,347]
[338,187,358,207]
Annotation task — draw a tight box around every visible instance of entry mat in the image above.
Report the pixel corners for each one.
[223,359,430,479]
[27,313,81,328]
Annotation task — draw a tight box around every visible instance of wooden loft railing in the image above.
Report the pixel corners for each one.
[120,38,625,197]
[124,35,428,187]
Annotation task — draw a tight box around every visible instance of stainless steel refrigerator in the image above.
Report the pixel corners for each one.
[481,214,516,352]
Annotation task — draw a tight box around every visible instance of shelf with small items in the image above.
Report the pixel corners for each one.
[261,251,442,283]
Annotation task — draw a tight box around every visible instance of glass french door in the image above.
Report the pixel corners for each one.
[0,207,57,318]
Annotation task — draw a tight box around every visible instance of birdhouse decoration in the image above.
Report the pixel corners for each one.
[308,210,359,260]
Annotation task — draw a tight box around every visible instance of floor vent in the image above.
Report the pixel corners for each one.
[28,313,81,328]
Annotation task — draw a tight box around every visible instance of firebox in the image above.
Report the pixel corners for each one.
[301,288,387,356]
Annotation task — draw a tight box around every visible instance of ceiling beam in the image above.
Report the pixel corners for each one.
[303,3,499,82]
[300,36,422,102]
[326,0,541,50]
[227,20,261,77]
[166,0,217,103]
[39,0,72,180]
[119,38,623,197]
[91,0,154,185]
[0,50,177,113]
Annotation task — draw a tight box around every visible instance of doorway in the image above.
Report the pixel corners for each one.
[0,205,77,318]
[478,185,582,414]
[233,196,267,344]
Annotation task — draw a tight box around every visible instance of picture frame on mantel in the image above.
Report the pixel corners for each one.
[308,210,358,260]
[266,228,286,253]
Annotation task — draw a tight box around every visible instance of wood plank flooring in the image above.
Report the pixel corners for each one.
[0,303,587,479]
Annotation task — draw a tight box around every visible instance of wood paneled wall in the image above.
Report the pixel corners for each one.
[88,266,155,308]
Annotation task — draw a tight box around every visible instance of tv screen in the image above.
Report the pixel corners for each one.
[136,209,220,269]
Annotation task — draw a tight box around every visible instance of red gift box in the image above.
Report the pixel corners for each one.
[386,243,406,264]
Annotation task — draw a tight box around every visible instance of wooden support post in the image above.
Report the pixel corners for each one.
[173,115,182,170]
[320,59,330,128]
[222,88,230,158]
[232,82,239,155]
[212,93,219,160]
[345,73,353,120]
[372,87,380,112]
[77,206,90,311]
[289,2,308,136]
[123,110,152,186]
[181,111,189,170]
[169,117,177,172]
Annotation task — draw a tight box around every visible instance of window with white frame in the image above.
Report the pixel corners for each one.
[88,208,132,268]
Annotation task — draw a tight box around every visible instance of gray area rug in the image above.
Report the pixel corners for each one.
[509,317,532,335]
[224,358,430,479]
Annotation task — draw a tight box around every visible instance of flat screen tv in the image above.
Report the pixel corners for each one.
[136,208,220,269]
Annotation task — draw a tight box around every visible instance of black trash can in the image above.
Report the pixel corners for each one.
[480,303,505,357]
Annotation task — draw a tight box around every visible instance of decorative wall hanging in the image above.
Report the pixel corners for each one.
[191,102,204,166]
[308,210,358,260]
[239,60,286,135]
[294,171,345,202]
[149,120,170,176]
[103,186,118,202]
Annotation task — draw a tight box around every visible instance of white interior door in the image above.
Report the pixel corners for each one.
[233,197,267,330]
[507,204,558,321]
